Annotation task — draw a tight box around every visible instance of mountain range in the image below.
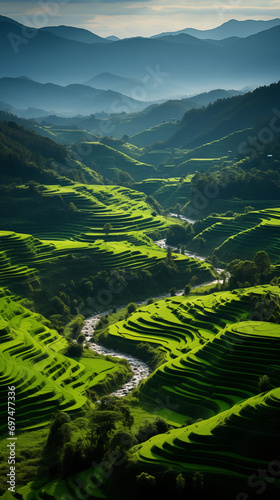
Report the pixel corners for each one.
[1,16,280,100]
[152,18,280,40]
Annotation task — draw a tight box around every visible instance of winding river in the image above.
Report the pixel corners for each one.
[82,314,151,397]
[82,214,222,397]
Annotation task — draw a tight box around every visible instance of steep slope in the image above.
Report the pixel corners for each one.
[135,387,280,499]
[0,120,102,184]
[165,81,280,149]
[189,208,280,264]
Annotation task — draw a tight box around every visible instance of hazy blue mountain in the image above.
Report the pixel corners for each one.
[190,89,244,105]
[106,36,120,41]
[0,77,147,116]
[0,15,24,27]
[40,88,242,141]
[84,73,140,94]
[152,18,280,40]
[102,89,244,140]
[39,25,110,44]
[0,15,109,44]
[0,99,50,118]
[1,16,280,98]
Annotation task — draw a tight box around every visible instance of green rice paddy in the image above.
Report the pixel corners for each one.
[101,284,280,491]
[0,290,125,431]
[190,207,280,263]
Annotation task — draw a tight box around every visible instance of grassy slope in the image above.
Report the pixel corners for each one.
[0,289,130,432]
[174,128,252,169]
[130,122,179,147]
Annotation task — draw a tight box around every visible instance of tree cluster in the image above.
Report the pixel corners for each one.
[226,251,271,289]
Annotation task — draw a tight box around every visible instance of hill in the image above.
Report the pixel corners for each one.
[0,120,102,184]
[164,81,280,149]
[0,289,132,432]
[0,120,215,327]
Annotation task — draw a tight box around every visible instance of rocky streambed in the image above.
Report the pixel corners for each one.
[82,314,151,397]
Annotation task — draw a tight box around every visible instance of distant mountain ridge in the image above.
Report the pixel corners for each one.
[152,18,280,40]
[0,15,109,44]
[84,73,139,94]
[0,77,148,116]
[39,25,110,44]
[1,15,280,100]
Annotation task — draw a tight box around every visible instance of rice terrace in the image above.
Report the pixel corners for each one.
[1,6,280,500]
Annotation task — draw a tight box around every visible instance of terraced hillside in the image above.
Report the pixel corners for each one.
[0,290,128,431]
[0,229,208,288]
[0,181,215,325]
[135,386,280,498]
[189,207,280,263]
[172,128,252,173]
[103,286,280,415]
[132,177,193,210]
[1,183,167,240]
[130,122,179,147]
[34,124,99,145]
[69,142,157,182]
[97,285,280,498]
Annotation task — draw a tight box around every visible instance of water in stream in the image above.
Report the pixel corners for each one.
[82,315,151,397]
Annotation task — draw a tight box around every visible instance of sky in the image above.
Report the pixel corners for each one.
[0,0,279,38]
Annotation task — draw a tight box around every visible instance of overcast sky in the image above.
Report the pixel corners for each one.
[1,0,280,38]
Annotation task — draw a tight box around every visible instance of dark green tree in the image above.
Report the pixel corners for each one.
[103,222,113,235]
[127,302,137,314]
[253,251,271,276]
